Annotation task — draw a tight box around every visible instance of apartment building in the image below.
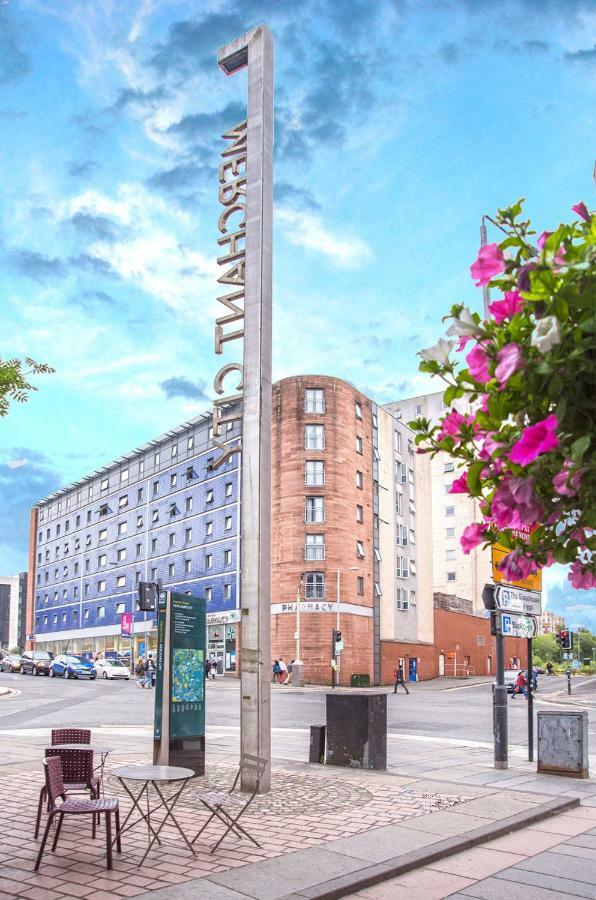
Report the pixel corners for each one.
[0,574,26,651]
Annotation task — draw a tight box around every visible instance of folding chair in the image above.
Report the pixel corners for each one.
[192,754,269,853]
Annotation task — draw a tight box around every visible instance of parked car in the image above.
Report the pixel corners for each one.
[0,653,22,673]
[93,658,130,680]
[20,650,54,676]
[49,654,97,680]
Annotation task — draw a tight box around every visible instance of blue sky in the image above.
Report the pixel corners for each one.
[1,0,595,625]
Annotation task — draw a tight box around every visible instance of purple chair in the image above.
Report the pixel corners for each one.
[51,728,91,745]
[35,747,100,838]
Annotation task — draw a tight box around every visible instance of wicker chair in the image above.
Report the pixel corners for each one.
[51,728,91,745]
[35,756,121,872]
[34,747,100,838]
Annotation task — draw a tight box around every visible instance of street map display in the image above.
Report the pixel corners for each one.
[172,648,204,703]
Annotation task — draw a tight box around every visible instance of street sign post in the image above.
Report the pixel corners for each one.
[501,613,539,639]
[494,586,542,617]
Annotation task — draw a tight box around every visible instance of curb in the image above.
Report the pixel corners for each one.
[282,796,579,900]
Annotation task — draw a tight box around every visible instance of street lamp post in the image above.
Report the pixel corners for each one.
[335,567,359,688]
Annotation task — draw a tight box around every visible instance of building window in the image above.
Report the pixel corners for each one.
[446,527,456,538]
[445,506,455,517]
[415,404,422,416]
[185,527,192,543]
[356,504,363,523]
[152,510,159,524]
[169,532,176,548]
[150,567,157,581]
[137,515,143,528]
[395,492,403,517]
[224,583,232,600]
[74,562,79,574]
[119,495,128,509]
[117,575,126,588]
[83,607,89,618]
[99,503,108,517]
[101,477,109,492]
[99,528,107,543]
[136,543,142,557]
[447,571,457,582]
[399,523,408,546]
[205,553,213,569]
[356,540,366,559]
[355,435,363,454]
[87,510,92,523]
[396,588,409,610]
[305,496,324,523]
[304,424,325,450]
[206,489,214,504]
[135,570,141,585]
[206,521,213,536]
[396,557,409,578]
[98,553,107,567]
[137,487,143,503]
[74,586,78,597]
[154,452,160,467]
[304,572,325,599]
[74,538,80,551]
[139,459,145,474]
[356,470,363,490]
[356,576,364,596]
[97,580,106,593]
[205,586,212,601]
[169,503,179,517]
[118,522,128,535]
[374,582,382,597]
[186,465,197,481]
[305,534,325,561]
[225,482,233,497]
[170,473,177,488]
[304,388,325,414]
[397,462,407,484]
[120,469,129,483]
[355,401,363,419]
[151,538,157,552]
[188,436,194,450]
[85,559,90,572]
[224,549,232,565]
[171,444,178,458]
[185,496,193,513]
[97,605,105,619]
[410,560,417,575]
[117,548,126,562]
[116,602,126,614]
[225,516,232,531]
[184,559,191,574]
[153,480,159,496]
[65,519,70,532]
[168,563,175,577]
[444,462,455,473]
[305,460,325,486]
[446,548,456,560]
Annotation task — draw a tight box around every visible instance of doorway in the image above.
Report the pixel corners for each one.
[438,653,445,676]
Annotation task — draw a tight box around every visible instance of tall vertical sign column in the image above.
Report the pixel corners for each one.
[218,25,273,793]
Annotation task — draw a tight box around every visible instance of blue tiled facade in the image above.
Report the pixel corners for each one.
[32,415,241,667]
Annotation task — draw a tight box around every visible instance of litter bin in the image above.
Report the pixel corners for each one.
[326,692,386,770]
[350,673,371,687]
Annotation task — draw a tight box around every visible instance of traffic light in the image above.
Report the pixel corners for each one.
[332,629,343,656]
[557,630,573,651]
[137,581,158,612]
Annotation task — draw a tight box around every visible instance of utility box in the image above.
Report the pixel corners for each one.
[537,710,589,778]
[326,692,386,770]
[292,662,305,687]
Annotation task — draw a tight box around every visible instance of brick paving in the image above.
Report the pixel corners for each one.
[0,758,467,899]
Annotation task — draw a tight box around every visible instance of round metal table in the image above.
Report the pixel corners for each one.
[112,764,195,865]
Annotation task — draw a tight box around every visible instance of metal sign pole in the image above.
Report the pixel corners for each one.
[493,610,508,769]
[527,637,534,762]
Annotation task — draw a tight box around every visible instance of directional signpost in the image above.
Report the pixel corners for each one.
[494,586,542,617]
[501,613,539,639]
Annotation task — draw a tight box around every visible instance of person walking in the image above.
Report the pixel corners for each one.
[511,670,527,699]
[143,653,156,688]
[135,656,146,687]
[272,660,281,682]
[546,661,554,676]
[278,658,288,684]
[393,664,409,694]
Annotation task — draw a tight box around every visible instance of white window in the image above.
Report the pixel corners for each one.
[305,534,325,561]
[305,496,324,523]
[185,527,192,542]
[120,469,129,483]
[153,480,159,496]
[171,444,178,458]
[444,462,455,473]
[225,482,233,497]
[446,549,456,560]
[396,556,409,578]
[151,537,157,551]
[206,489,214,503]
[184,559,191,574]
[168,563,175,577]
[116,602,126,614]
[410,560,417,575]
[152,510,159,524]
[394,431,402,453]
[447,571,457,582]
[101,477,109,491]
[117,575,126,588]
[224,549,232,565]
[374,582,382,597]
[356,470,363,489]
[399,524,408,546]
[445,506,455,517]
[98,554,107,567]
[415,404,422,416]
[305,460,325,486]
[355,401,363,419]
[117,548,126,562]
[396,491,403,516]
[185,496,192,512]
[304,572,325,599]
[304,424,325,450]
[224,583,232,600]
[446,527,456,538]
[154,452,160,466]
[206,521,213,536]
[355,435,363,454]
[356,504,363,523]
[203,586,212,601]
[304,388,325,413]
[225,515,232,531]
[151,567,157,580]
[99,529,107,542]
[397,462,408,484]
[97,605,105,619]
[97,580,106,593]
[139,459,145,474]
[137,515,143,528]
[205,553,213,569]
[118,522,127,535]
[171,473,177,487]
[374,547,382,562]
[356,540,366,558]
[119,495,128,508]
[187,435,194,450]
[169,532,175,547]
[62,612,67,623]
[396,588,409,610]
[136,543,142,557]
[84,608,89,619]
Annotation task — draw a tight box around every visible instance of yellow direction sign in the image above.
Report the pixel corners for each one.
[491,543,542,592]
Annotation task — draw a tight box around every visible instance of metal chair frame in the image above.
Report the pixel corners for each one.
[35,756,121,871]
[192,754,269,853]
[35,747,100,838]
[51,728,91,745]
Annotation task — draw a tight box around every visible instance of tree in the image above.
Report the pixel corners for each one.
[533,633,558,663]
[0,356,55,418]
[413,199,595,590]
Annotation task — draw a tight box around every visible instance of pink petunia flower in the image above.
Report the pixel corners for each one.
[498,549,538,582]
[509,414,559,466]
[438,409,472,441]
[488,290,525,324]
[537,230,551,250]
[460,523,486,554]
[470,243,505,287]
[450,472,469,494]
[572,202,591,223]
[456,335,473,352]
[569,560,596,590]
[466,344,491,384]
[480,394,489,413]
[553,460,586,497]
[495,342,523,387]
[490,476,543,530]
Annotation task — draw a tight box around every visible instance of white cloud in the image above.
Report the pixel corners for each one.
[6,459,28,470]
[276,207,373,269]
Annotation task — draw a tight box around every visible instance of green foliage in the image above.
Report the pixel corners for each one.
[0,356,55,418]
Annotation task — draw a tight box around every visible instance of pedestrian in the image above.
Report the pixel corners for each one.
[511,670,527,699]
[285,660,294,686]
[278,658,288,684]
[144,653,156,688]
[529,669,538,692]
[209,656,217,679]
[546,661,554,676]
[135,656,145,687]
[393,664,409,695]
[272,659,281,683]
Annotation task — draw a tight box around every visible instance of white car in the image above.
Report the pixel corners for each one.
[93,658,130,680]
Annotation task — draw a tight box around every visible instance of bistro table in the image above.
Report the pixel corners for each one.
[52,743,114,793]
[112,764,195,866]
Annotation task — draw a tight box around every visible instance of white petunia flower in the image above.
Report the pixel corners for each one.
[418,339,455,366]
[446,307,484,338]
[531,316,562,353]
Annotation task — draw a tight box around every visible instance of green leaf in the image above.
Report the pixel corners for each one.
[443,384,458,407]
[571,435,590,462]
[466,461,485,495]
